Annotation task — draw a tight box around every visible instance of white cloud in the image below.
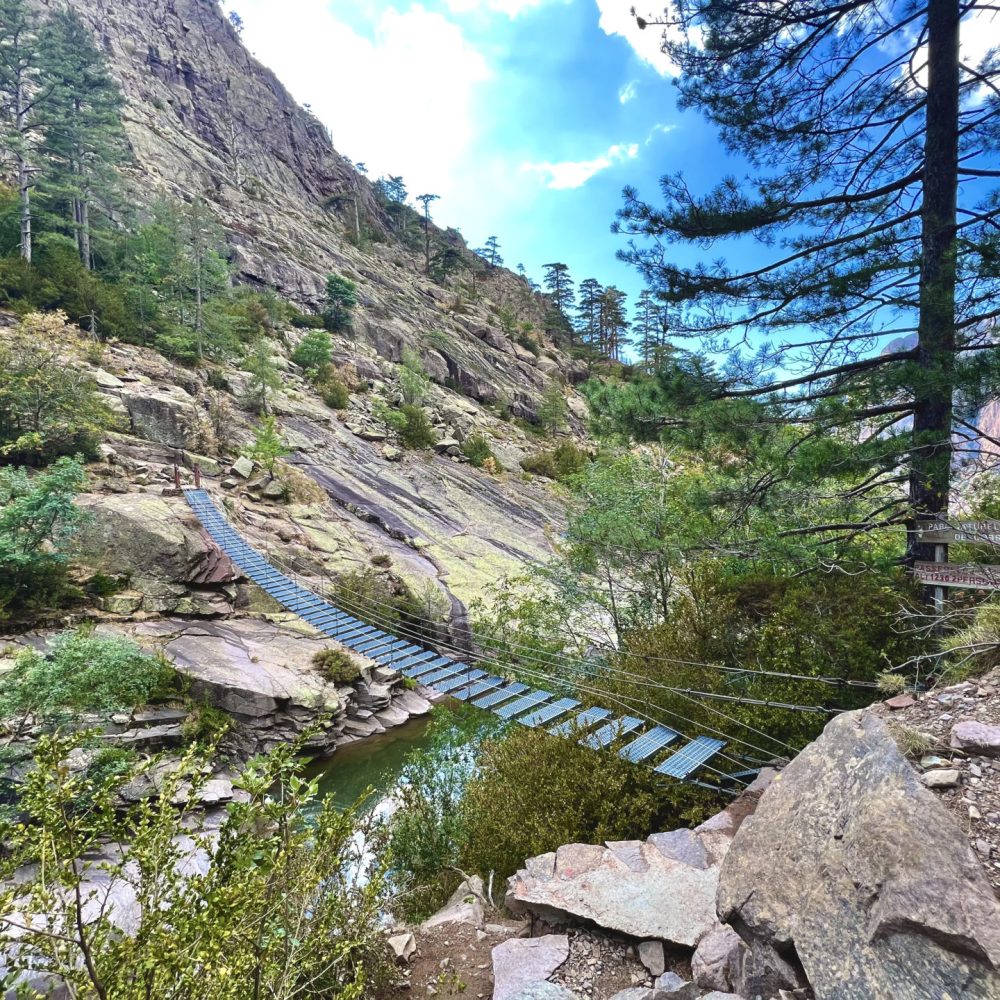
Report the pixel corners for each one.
[908,8,1000,97]
[644,122,676,145]
[237,1,491,208]
[618,79,639,104]
[595,0,682,75]
[522,142,639,190]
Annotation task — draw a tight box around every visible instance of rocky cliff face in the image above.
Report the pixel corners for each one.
[37,0,582,421]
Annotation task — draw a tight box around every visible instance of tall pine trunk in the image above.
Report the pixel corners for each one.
[15,75,32,263]
[908,0,960,565]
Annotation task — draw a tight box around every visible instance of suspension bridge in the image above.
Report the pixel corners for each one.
[184,488,763,788]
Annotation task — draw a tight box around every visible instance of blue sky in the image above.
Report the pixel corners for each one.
[229,0,731,308]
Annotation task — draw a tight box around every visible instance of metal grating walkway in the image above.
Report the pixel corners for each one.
[183,488,739,784]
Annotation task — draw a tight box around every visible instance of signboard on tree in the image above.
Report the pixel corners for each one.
[914,562,1000,590]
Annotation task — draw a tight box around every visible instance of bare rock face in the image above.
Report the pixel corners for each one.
[76,494,240,614]
[717,710,1000,999]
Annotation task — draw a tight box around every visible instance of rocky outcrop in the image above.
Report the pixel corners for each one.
[98,617,431,755]
[717,710,1000,999]
[75,493,241,616]
[492,937,570,1000]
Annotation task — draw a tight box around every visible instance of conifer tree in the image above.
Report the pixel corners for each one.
[416,192,439,273]
[543,262,575,341]
[476,235,503,269]
[575,278,604,349]
[0,0,50,262]
[38,8,126,269]
[620,0,1000,565]
[599,286,630,360]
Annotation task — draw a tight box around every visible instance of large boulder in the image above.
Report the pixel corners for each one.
[76,494,239,610]
[506,841,718,948]
[122,384,197,449]
[717,709,1000,999]
[492,936,569,1000]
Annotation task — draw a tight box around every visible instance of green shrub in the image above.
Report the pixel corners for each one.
[0,629,177,722]
[290,311,327,330]
[323,273,358,332]
[459,725,719,883]
[312,648,362,684]
[520,441,588,481]
[85,746,140,789]
[242,415,288,478]
[462,433,501,471]
[399,347,429,405]
[1,734,392,998]
[399,404,437,450]
[182,703,233,744]
[373,399,408,432]
[318,374,350,410]
[292,330,333,375]
[537,382,568,432]
[0,313,116,464]
[0,457,88,615]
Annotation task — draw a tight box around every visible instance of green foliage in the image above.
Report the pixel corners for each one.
[0,312,116,464]
[318,372,350,410]
[520,441,588,481]
[537,382,567,432]
[243,415,288,478]
[323,273,358,332]
[399,404,436,450]
[312,648,362,684]
[292,329,333,375]
[0,628,176,722]
[387,708,497,922]
[330,569,443,646]
[459,725,717,884]
[0,456,87,614]
[240,340,282,413]
[461,433,501,471]
[0,734,391,999]
[372,399,408,432]
[399,347,430,405]
[290,311,326,330]
[181,703,232,744]
[938,602,1000,682]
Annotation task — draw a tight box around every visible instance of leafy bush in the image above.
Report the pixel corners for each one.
[242,415,288,478]
[240,340,282,413]
[372,399,408,432]
[181,703,233,744]
[292,330,333,375]
[318,374,350,410]
[0,457,88,614]
[459,724,718,883]
[0,734,392,999]
[290,311,326,330]
[537,382,567,432]
[331,569,443,646]
[312,648,362,684]
[520,441,588,481]
[0,312,116,464]
[399,347,430,405]
[323,273,358,332]
[399,404,437,450]
[462,433,502,471]
[0,629,176,722]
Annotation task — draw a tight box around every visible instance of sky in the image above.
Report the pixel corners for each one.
[228,0,730,307]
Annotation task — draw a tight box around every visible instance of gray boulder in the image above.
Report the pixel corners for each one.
[652,972,698,998]
[691,924,745,992]
[951,720,1000,757]
[491,936,569,1000]
[717,709,1000,999]
[506,841,718,947]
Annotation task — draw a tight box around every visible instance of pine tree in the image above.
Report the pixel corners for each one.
[543,262,575,341]
[599,286,629,360]
[416,193,439,273]
[476,235,503,269]
[38,8,126,269]
[633,289,668,369]
[619,1,1000,566]
[575,278,603,349]
[0,0,50,262]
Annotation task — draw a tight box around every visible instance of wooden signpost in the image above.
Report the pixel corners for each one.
[914,519,1000,594]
